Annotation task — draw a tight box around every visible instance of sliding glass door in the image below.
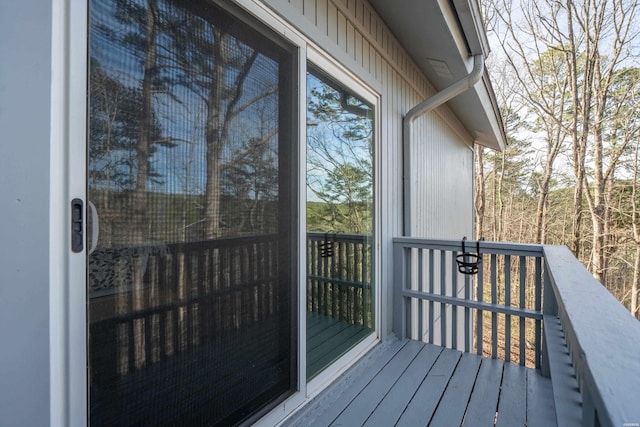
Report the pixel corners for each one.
[306,66,376,379]
[86,0,297,424]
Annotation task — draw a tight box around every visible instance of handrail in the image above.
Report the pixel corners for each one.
[393,237,640,426]
[543,245,640,427]
[393,237,544,366]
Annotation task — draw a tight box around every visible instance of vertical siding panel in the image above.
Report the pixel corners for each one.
[337,11,347,52]
[356,30,363,67]
[316,0,328,35]
[356,0,365,28]
[303,0,316,24]
[363,7,373,74]
[327,1,338,43]
[346,22,355,60]
[346,0,357,18]
[362,39,370,75]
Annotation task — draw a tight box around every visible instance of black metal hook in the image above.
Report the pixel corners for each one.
[456,236,483,275]
[319,233,334,258]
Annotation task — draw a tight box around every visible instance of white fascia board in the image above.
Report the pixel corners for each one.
[473,76,507,151]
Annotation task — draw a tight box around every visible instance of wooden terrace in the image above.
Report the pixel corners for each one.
[284,238,640,427]
[284,338,556,426]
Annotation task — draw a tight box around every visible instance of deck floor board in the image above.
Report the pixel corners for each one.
[284,338,557,427]
[462,358,503,426]
[395,348,461,426]
[307,312,374,379]
[306,340,406,426]
[429,352,482,426]
[331,340,424,426]
[496,362,528,426]
[526,368,558,427]
[362,344,442,427]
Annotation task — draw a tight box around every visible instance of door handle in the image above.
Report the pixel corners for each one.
[71,199,84,253]
[88,200,99,255]
[71,199,99,254]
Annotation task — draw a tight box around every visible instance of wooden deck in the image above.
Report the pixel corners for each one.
[285,338,557,427]
[307,312,373,379]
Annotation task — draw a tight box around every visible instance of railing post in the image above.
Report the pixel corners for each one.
[581,388,597,427]
[393,243,407,339]
[541,259,556,378]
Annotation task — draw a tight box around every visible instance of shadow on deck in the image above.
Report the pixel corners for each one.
[284,337,557,427]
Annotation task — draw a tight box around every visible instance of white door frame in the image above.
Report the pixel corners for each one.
[50,0,89,425]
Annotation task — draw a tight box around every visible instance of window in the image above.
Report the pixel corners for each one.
[306,65,376,379]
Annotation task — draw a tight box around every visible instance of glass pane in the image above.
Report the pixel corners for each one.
[87,0,297,425]
[306,67,375,380]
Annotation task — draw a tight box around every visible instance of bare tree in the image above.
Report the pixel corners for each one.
[631,142,640,318]
[489,1,570,244]
[489,0,639,283]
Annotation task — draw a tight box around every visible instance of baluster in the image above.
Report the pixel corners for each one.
[339,240,345,321]
[491,253,498,359]
[364,238,368,326]
[197,245,206,344]
[347,239,353,323]
[464,270,471,353]
[440,249,447,348]
[428,249,434,344]
[308,237,313,312]
[148,254,159,363]
[519,256,527,366]
[477,252,484,356]
[354,240,362,325]
[535,257,543,369]
[322,239,328,316]
[504,255,511,363]
[451,250,458,350]
[417,247,424,341]
[158,252,167,359]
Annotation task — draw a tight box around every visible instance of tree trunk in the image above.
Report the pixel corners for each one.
[633,248,640,319]
[132,0,158,244]
[474,146,485,240]
[203,31,226,239]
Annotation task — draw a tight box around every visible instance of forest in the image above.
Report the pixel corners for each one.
[476,0,640,319]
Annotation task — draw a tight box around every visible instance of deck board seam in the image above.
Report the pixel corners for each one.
[458,357,488,427]
[490,360,505,426]
[426,352,463,426]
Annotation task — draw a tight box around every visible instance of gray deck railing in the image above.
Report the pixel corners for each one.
[393,237,640,427]
[393,237,544,368]
[542,245,640,427]
[307,232,373,328]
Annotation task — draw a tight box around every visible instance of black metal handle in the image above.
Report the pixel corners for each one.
[71,198,83,253]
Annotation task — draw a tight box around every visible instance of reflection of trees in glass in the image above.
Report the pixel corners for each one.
[307,73,374,234]
[163,5,280,238]
[89,57,168,245]
[89,0,284,244]
[90,0,178,244]
[89,58,165,191]
[222,105,280,233]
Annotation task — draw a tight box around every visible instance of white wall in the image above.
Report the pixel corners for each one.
[0,1,52,425]
[411,115,474,239]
